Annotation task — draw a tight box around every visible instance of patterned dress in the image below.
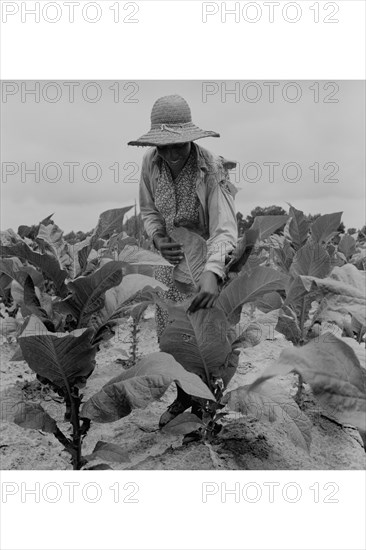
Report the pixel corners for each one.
[154,148,201,337]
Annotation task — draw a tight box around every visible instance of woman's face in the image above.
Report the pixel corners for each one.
[157,142,191,172]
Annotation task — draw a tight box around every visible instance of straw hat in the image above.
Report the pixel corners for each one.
[127,94,220,147]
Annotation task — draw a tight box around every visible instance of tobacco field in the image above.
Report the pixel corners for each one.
[0,206,365,470]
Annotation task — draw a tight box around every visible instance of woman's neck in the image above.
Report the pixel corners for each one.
[169,148,192,180]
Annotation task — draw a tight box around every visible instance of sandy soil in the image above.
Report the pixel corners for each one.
[1,309,365,470]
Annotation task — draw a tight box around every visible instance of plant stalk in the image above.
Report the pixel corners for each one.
[69,387,83,470]
[295,373,304,406]
[129,318,140,364]
[53,427,73,454]
[299,297,307,345]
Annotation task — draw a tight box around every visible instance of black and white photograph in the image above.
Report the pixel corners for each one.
[0,2,365,548]
[1,80,365,471]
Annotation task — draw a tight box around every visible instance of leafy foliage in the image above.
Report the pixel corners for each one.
[160,306,231,383]
[236,205,287,235]
[216,267,289,324]
[2,204,365,467]
[249,332,366,433]
[82,352,215,422]
[290,243,331,278]
[250,215,289,242]
[0,207,180,469]
[171,227,207,293]
[18,316,97,390]
[85,441,131,464]
[162,413,204,435]
[0,385,58,434]
[301,264,366,328]
[223,381,312,450]
[286,205,310,250]
[310,212,343,244]
[91,206,133,244]
[59,261,125,328]
[1,241,68,297]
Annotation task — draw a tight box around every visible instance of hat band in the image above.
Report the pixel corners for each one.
[150,121,193,133]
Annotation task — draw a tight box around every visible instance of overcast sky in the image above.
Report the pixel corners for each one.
[1,80,365,233]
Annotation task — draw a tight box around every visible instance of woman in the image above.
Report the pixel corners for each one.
[128,94,238,429]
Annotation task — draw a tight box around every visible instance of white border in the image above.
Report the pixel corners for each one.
[0,1,365,79]
[1,2,365,550]
[1,470,366,549]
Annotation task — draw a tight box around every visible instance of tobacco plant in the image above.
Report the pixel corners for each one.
[0,208,172,469]
[76,209,365,455]
[1,205,365,468]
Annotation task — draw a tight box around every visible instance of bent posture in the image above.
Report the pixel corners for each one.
[128,94,238,428]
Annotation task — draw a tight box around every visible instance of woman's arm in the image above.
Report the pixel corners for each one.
[139,151,184,263]
[188,163,238,313]
[204,169,238,280]
[139,151,166,239]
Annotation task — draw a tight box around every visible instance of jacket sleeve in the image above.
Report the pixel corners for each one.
[204,160,238,279]
[139,151,166,239]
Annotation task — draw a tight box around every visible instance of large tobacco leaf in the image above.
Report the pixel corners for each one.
[162,413,204,435]
[159,306,231,382]
[0,272,12,297]
[216,266,289,324]
[273,240,295,273]
[118,244,170,277]
[0,385,58,434]
[281,276,321,340]
[250,333,366,432]
[284,276,315,306]
[275,309,302,344]
[81,352,215,422]
[224,228,259,274]
[1,242,68,297]
[108,232,137,255]
[18,315,97,391]
[118,245,170,267]
[17,213,54,240]
[89,274,167,331]
[36,223,74,275]
[84,441,130,464]
[10,280,27,306]
[231,313,281,349]
[286,205,310,250]
[0,257,28,286]
[228,214,288,275]
[255,291,283,313]
[329,263,366,288]
[250,215,289,242]
[91,206,133,244]
[59,261,124,327]
[66,236,92,278]
[171,227,207,293]
[36,222,64,251]
[301,264,366,326]
[223,381,312,451]
[0,317,22,342]
[1,228,24,246]
[22,275,55,331]
[290,242,331,278]
[310,212,342,244]
[341,338,366,370]
[338,234,357,260]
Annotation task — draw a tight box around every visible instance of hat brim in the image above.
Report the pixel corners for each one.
[128,124,219,147]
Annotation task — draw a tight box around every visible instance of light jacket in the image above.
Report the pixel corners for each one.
[139,142,238,279]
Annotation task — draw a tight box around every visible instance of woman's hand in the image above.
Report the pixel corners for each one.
[154,234,184,265]
[188,271,220,313]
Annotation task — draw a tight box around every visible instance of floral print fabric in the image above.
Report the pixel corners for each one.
[154,149,201,337]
